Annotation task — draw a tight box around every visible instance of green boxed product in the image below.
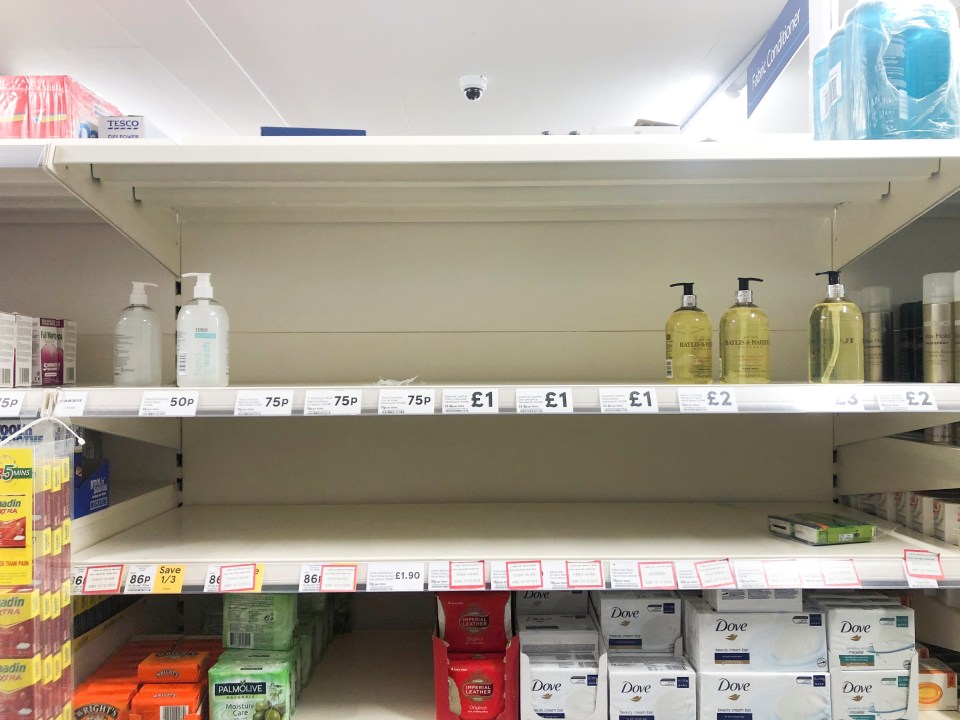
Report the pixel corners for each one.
[768,512,877,545]
[224,593,297,650]
[294,625,312,689]
[208,655,294,720]
[220,650,298,712]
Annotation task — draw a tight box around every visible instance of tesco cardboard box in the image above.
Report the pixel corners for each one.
[100,116,164,139]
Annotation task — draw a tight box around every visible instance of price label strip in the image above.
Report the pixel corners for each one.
[378,388,436,415]
[234,390,294,417]
[449,561,486,590]
[303,389,363,416]
[204,563,264,593]
[505,561,544,589]
[71,565,87,595]
[299,563,322,593]
[762,559,801,588]
[516,388,573,414]
[819,559,861,587]
[678,388,738,413]
[694,559,736,588]
[366,562,425,592]
[599,387,659,414]
[674,560,702,590]
[153,565,185,593]
[565,561,604,589]
[903,549,943,589]
[319,564,358,592]
[442,388,499,415]
[832,390,869,412]
[876,387,939,412]
[82,565,124,595]
[139,390,199,417]
[54,391,87,418]
[608,560,642,590]
[0,392,26,417]
[638,562,678,590]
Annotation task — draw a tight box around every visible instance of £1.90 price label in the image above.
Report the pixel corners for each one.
[516,388,574,414]
[303,389,363,416]
[234,390,294,417]
[366,562,425,592]
[140,390,199,417]
[442,388,499,414]
[678,388,738,413]
[378,388,436,415]
[0,392,25,416]
[599,387,659,414]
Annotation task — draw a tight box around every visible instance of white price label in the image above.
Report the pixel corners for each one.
[378,388,436,415]
[299,563,322,593]
[599,387,659,414]
[0,392,26,416]
[442,388,499,414]
[319,565,358,592]
[490,561,508,591]
[71,565,87,595]
[820,559,861,587]
[139,390,199,417]
[428,562,451,591]
[366,562,425,592]
[204,564,221,593]
[762,559,802,588]
[609,561,641,589]
[82,565,124,594]
[449,561,486,590]
[877,387,939,412]
[674,560,702,590]
[566,561,604,589]
[506,561,543,589]
[303,389,362,416]
[54,391,87,417]
[234,390,294,417]
[219,563,257,592]
[832,389,868,412]
[541,560,569,590]
[732,560,766,589]
[516,388,573,414]
[124,564,157,594]
[797,559,826,588]
[677,388,738,413]
[904,549,944,580]
[638,562,678,590]
[695,559,736,588]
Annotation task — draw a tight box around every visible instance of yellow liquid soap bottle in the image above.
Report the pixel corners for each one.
[665,281,713,384]
[809,270,864,384]
[719,277,769,383]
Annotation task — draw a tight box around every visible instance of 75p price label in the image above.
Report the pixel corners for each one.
[140,390,199,417]
[516,388,573,414]
[304,389,363,416]
[0,392,25,416]
[599,387,659,414]
[234,390,294,417]
[378,389,436,415]
[442,388,499,414]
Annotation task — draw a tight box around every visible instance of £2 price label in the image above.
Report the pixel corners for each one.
[876,386,938,412]
[678,388,738,413]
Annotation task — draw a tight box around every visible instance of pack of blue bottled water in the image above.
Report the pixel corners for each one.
[815,0,960,140]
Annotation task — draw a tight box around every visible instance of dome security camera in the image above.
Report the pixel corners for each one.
[459,75,487,101]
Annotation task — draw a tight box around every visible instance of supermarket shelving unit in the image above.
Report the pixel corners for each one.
[6,136,960,717]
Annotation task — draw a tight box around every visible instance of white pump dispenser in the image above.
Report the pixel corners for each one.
[176,272,229,387]
[114,281,162,387]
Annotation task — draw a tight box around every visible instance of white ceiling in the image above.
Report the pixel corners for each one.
[2,1,789,138]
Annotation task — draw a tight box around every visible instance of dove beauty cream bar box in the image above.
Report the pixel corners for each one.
[699,672,831,720]
[607,654,695,720]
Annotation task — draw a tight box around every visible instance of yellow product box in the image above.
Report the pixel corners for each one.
[920,658,958,710]
[0,590,40,658]
[0,449,34,586]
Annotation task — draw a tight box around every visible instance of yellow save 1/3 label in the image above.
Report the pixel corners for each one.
[0,449,33,587]
[154,565,185,594]
[0,654,42,692]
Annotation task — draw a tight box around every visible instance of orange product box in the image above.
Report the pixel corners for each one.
[72,687,135,720]
[131,684,202,720]
[137,653,209,684]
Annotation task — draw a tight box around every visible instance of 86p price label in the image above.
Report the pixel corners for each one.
[125,564,157,594]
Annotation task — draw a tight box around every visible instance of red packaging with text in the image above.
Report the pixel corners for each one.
[437,592,511,653]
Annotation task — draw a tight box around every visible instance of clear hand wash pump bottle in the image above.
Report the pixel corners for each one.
[665,282,712,384]
[719,277,769,383]
[176,272,229,387]
[809,270,864,383]
[114,281,161,386]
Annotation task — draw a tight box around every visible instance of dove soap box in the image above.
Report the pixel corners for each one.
[589,591,680,652]
[515,591,589,616]
[607,654,695,720]
[517,615,599,655]
[683,597,827,672]
[699,672,831,720]
[703,588,802,613]
[524,654,598,720]
[830,670,913,720]
[822,604,915,670]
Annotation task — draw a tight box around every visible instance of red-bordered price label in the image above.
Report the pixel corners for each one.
[638,562,678,590]
[205,563,263,593]
[565,561,604,589]
[505,561,544,589]
[319,564,357,592]
[449,561,486,590]
[694,559,736,588]
[904,549,944,580]
[819,559,861,587]
[82,565,124,594]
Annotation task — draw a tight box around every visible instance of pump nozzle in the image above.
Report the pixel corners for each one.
[738,277,763,290]
[670,282,697,308]
[735,277,763,305]
[816,270,844,300]
[182,272,214,300]
[129,281,158,306]
[815,270,842,285]
[670,282,695,295]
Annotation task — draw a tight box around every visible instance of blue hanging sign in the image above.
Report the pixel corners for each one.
[747,0,810,117]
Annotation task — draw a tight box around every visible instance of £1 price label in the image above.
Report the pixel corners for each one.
[378,388,436,415]
[442,388,499,415]
[234,390,294,417]
[516,388,574,414]
[303,389,363,416]
[0,392,25,417]
[599,387,659,414]
[140,390,199,417]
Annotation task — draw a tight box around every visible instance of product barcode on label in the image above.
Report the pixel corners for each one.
[827,63,842,107]
[160,707,188,720]
[66,368,75,383]
[0,370,10,385]
[177,354,187,373]
[18,368,30,385]
[228,632,253,648]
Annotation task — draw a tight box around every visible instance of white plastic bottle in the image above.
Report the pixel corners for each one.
[113,281,162,386]
[176,272,229,387]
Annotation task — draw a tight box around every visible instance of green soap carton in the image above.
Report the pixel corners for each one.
[224,593,297,651]
[220,649,299,711]
[209,655,294,720]
[768,512,877,545]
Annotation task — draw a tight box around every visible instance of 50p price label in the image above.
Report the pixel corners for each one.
[0,392,25,416]
[443,388,499,414]
[599,387,659,414]
[378,389,436,415]
[516,388,573,414]
[140,390,199,417]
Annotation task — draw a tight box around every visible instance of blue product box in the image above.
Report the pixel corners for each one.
[73,454,109,519]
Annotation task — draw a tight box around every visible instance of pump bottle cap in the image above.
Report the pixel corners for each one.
[182,272,214,300]
[816,270,844,300]
[923,272,954,304]
[735,277,763,304]
[129,281,158,306]
[859,286,892,313]
[670,281,697,308]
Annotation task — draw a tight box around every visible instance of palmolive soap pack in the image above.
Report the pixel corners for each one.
[589,591,680,652]
[438,592,511,653]
[223,594,296,651]
[526,654,598,720]
[830,670,911,720]
[208,654,293,720]
[607,654,695,720]
[699,671,831,720]
[683,596,827,672]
